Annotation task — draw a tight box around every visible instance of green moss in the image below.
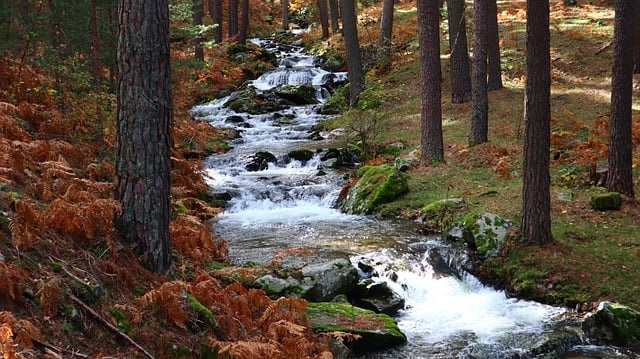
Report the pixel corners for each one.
[590,192,622,211]
[186,294,218,329]
[108,307,131,332]
[340,164,409,215]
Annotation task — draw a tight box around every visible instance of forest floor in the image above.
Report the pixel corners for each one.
[0,0,638,358]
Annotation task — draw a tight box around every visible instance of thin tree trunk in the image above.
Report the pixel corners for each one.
[318,0,330,38]
[487,0,503,90]
[341,0,364,107]
[208,0,223,43]
[238,0,249,44]
[377,0,394,71]
[446,0,472,103]
[607,0,635,198]
[521,0,552,245]
[418,0,444,165]
[329,0,339,34]
[469,0,489,144]
[193,0,204,60]
[282,0,289,30]
[229,0,239,38]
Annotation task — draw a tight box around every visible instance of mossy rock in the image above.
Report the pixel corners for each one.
[338,164,409,215]
[582,301,640,347]
[461,212,512,257]
[273,83,319,105]
[306,301,406,353]
[590,192,622,211]
[225,87,284,114]
[288,149,314,163]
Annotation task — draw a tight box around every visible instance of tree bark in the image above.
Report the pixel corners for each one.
[521,0,553,245]
[340,0,364,107]
[193,0,204,60]
[238,0,249,44]
[377,0,394,71]
[446,0,472,103]
[418,0,444,165]
[116,0,172,273]
[469,0,489,144]
[329,0,339,34]
[318,0,330,39]
[208,0,223,43]
[607,0,635,198]
[487,0,503,90]
[281,0,289,30]
[229,0,239,38]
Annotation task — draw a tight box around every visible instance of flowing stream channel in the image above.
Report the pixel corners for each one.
[191,38,638,358]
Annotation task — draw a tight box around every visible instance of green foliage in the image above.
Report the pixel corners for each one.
[186,294,218,330]
[108,307,131,332]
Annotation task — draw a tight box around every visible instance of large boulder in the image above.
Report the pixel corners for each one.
[351,280,405,316]
[338,164,409,215]
[306,301,407,353]
[253,258,359,302]
[273,83,319,105]
[582,301,640,347]
[245,151,277,172]
[225,87,284,114]
[590,192,622,211]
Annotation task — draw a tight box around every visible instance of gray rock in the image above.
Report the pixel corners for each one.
[301,258,359,302]
[352,280,405,316]
[462,212,512,258]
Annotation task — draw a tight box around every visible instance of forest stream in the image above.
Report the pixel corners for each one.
[191,37,639,359]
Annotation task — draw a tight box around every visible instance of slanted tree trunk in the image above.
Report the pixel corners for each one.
[417,0,444,165]
[521,0,553,245]
[229,0,238,38]
[377,0,394,72]
[469,0,489,144]
[607,0,635,198]
[341,0,364,107]
[318,0,330,38]
[487,0,503,90]
[238,0,249,44]
[208,0,223,43]
[446,0,472,103]
[193,0,204,60]
[329,0,339,34]
[116,0,172,273]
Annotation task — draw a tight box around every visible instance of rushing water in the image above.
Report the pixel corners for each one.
[191,38,638,358]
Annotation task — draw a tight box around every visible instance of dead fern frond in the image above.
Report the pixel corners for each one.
[11,199,44,248]
[36,277,64,318]
[209,339,281,359]
[136,281,191,329]
[0,311,40,349]
[170,215,228,263]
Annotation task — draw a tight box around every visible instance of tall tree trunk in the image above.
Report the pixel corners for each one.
[341,0,364,107]
[446,0,472,103]
[318,0,330,38]
[487,0,503,90]
[281,0,289,30]
[229,0,239,38]
[238,0,249,44]
[521,0,552,245]
[632,0,640,73]
[329,0,339,34]
[208,0,223,43]
[116,0,172,273]
[607,0,635,198]
[193,0,204,60]
[417,0,444,165]
[90,0,105,159]
[469,0,489,145]
[377,0,394,72]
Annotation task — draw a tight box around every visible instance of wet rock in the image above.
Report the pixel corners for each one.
[320,148,359,168]
[211,192,232,201]
[245,151,277,172]
[338,164,409,215]
[426,249,460,279]
[273,83,319,105]
[582,301,640,347]
[306,301,406,353]
[352,280,405,316]
[225,115,245,123]
[226,87,284,114]
[590,192,622,211]
[287,149,314,163]
[301,258,359,302]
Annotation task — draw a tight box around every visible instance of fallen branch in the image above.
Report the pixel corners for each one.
[67,292,156,359]
[31,337,90,358]
[595,40,613,55]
